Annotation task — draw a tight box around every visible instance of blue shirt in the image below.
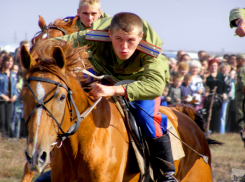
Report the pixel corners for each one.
[179,83,193,98]
[0,71,18,97]
[160,95,168,106]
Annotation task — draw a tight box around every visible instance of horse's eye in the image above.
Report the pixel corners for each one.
[59,95,66,101]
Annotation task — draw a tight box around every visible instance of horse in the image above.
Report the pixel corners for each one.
[31,15,78,45]
[21,39,213,182]
[22,15,81,182]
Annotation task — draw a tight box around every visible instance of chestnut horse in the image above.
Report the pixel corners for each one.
[22,15,80,182]
[21,40,212,182]
[31,15,78,45]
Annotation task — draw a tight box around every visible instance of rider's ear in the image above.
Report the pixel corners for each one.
[20,45,36,69]
[52,46,66,73]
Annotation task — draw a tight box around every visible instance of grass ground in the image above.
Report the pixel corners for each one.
[0,133,244,182]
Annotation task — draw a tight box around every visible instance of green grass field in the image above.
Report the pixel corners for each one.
[0,133,244,182]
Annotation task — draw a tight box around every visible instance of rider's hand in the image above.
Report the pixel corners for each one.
[89,84,125,100]
[235,18,245,37]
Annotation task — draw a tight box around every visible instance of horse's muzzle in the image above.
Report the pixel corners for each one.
[25,149,49,173]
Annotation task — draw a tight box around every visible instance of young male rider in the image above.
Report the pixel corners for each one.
[54,12,175,181]
[64,0,109,31]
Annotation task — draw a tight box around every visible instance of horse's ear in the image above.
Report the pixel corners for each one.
[52,46,66,72]
[71,16,78,27]
[20,45,36,69]
[38,15,46,30]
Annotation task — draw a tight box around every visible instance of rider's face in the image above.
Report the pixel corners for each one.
[77,5,101,27]
[109,28,143,60]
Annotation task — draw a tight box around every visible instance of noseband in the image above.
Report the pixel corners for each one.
[25,76,82,140]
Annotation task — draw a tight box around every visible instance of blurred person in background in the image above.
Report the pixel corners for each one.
[198,50,207,61]
[0,54,18,138]
[205,59,228,133]
[179,74,193,104]
[200,57,210,84]
[166,74,182,105]
[14,47,20,66]
[168,57,178,75]
[189,60,205,111]
[229,8,245,37]
[176,61,189,79]
[10,64,22,139]
[179,54,191,63]
[235,54,245,132]
[160,87,169,106]
[199,66,210,84]
[0,50,8,69]
[176,50,185,62]
[227,54,237,71]
[223,54,229,61]
[214,56,221,63]
[219,63,233,134]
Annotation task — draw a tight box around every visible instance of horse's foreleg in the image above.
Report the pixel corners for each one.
[21,162,35,182]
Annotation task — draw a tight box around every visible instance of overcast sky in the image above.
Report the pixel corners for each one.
[1,0,244,54]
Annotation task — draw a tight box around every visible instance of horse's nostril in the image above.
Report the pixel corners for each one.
[39,151,47,166]
[25,151,32,164]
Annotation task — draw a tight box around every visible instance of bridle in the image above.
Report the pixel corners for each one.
[32,23,69,43]
[25,75,82,142]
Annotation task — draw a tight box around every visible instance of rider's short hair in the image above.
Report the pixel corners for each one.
[78,0,101,10]
[110,12,143,36]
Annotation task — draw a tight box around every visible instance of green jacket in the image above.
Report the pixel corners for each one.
[54,18,169,102]
[229,8,245,28]
[75,12,110,31]
[236,65,245,94]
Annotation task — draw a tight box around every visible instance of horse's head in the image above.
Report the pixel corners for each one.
[21,40,90,173]
[31,15,78,45]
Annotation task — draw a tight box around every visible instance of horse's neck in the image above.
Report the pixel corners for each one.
[70,77,90,114]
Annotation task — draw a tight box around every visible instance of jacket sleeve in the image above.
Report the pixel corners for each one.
[229,8,245,28]
[52,30,94,48]
[123,54,169,102]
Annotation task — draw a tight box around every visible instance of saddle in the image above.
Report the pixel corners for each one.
[112,96,153,182]
[112,96,145,152]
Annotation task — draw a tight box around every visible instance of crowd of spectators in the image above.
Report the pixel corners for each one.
[0,40,29,140]
[0,41,244,139]
[163,50,243,134]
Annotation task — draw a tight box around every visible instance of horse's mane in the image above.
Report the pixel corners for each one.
[52,17,79,34]
[170,103,205,131]
[29,39,93,81]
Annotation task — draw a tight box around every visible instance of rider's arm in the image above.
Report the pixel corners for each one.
[52,30,92,48]
[122,54,169,102]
